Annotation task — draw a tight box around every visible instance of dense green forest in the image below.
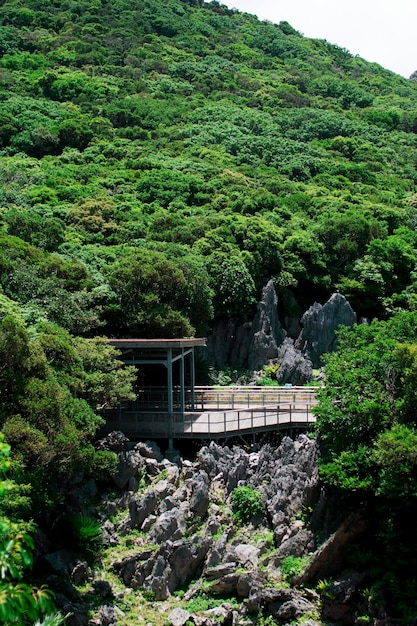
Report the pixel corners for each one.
[2,0,417,336]
[2,0,417,622]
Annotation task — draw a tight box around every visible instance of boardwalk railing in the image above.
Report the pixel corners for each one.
[127,385,318,411]
[103,385,319,439]
[192,385,318,411]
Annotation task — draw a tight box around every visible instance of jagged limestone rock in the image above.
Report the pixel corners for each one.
[275,337,313,385]
[127,490,158,531]
[189,470,210,518]
[248,279,287,372]
[296,292,356,367]
[204,280,286,372]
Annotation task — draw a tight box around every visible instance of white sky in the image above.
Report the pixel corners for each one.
[217,0,417,78]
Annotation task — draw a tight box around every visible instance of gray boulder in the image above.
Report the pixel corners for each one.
[249,436,320,550]
[168,608,192,626]
[148,508,183,544]
[275,338,313,385]
[112,449,144,490]
[135,440,163,461]
[189,470,210,518]
[127,490,158,531]
[96,431,129,453]
[197,442,249,493]
[143,537,211,600]
[89,605,119,626]
[296,292,356,367]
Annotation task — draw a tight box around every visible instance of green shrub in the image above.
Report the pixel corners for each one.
[280,555,309,583]
[67,514,102,559]
[231,485,264,524]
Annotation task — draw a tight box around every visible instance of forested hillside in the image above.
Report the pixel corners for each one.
[2,0,417,338]
[2,0,417,623]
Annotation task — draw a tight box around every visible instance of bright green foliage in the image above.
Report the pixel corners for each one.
[231,485,264,524]
[0,297,135,480]
[0,434,58,625]
[280,555,310,584]
[316,312,417,495]
[315,312,417,619]
[65,514,103,560]
[0,0,416,328]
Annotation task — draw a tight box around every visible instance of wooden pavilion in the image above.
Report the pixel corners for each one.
[108,337,207,415]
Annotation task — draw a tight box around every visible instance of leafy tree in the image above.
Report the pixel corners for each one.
[105,248,196,337]
[0,433,65,625]
[315,312,417,493]
[0,297,135,477]
[315,312,417,618]
[205,249,256,320]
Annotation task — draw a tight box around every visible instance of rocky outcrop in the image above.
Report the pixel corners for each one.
[204,280,286,372]
[294,512,368,585]
[248,279,287,372]
[59,433,376,625]
[205,286,357,382]
[296,292,356,367]
[275,337,313,385]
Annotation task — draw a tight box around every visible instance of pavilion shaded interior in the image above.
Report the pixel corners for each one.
[108,338,207,413]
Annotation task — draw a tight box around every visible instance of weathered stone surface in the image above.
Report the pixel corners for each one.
[141,537,211,600]
[296,292,356,367]
[234,544,259,568]
[197,442,249,493]
[160,495,178,513]
[210,572,240,595]
[112,449,144,490]
[92,581,114,602]
[168,607,192,626]
[321,571,365,622]
[111,549,156,589]
[90,605,119,626]
[154,479,176,499]
[275,528,315,562]
[127,490,158,531]
[248,279,287,372]
[193,603,234,626]
[203,318,252,370]
[294,513,367,585]
[236,570,266,598]
[271,594,316,621]
[168,537,212,588]
[70,560,89,586]
[164,462,180,486]
[205,529,234,569]
[141,514,157,531]
[135,440,163,461]
[203,280,286,372]
[189,470,210,518]
[96,431,129,453]
[275,337,313,385]
[148,508,183,544]
[205,562,237,580]
[252,436,320,524]
[143,457,163,477]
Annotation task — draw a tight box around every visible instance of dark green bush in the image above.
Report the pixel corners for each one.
[231,485,264,524]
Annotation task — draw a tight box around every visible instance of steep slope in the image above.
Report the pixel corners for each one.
[1,0,417,337]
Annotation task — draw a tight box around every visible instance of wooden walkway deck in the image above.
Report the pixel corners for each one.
[103,386,318,440]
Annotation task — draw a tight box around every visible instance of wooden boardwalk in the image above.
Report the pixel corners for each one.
[103,386,318,440]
